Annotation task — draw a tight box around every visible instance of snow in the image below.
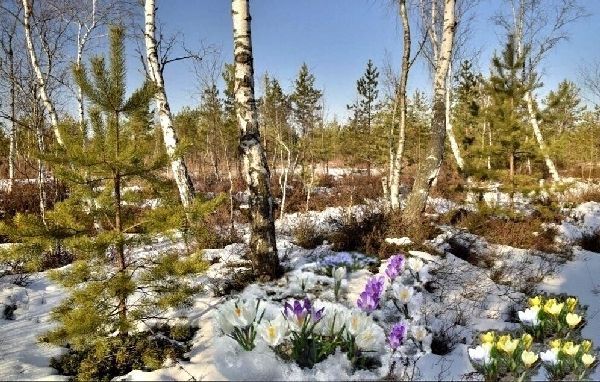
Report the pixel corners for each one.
[3,183,600,380]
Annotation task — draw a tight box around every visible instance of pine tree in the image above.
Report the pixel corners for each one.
[348,59,380,133]
[291,63,322,137]
[0,26,210,351]
[485,34,535,181]
[542,80,586,137]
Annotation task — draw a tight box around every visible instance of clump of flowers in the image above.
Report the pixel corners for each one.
[341,310,385,368]
[216,298,265,350]
[319,252,356,275]
[357,276,385,313]
[517,295,584,340]
[468,331,540,382]
[540,339,598,380]
[385,254,405,281]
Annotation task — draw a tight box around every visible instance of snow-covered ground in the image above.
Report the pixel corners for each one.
[2,191,600,380]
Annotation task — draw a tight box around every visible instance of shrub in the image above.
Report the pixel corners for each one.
[48,325,197,381]
[292,218,325,249]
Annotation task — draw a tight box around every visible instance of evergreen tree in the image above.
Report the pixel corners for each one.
[1,27,210,353]
[290,63,322,137]
[347,59,380,133]
[485,34,535,181]
[542,79,586,137]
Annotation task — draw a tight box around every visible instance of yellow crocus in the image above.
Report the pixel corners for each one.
[581,340,593,353]
[565,313,582,328]
[481,331,495,344]
[521,350,539,367]
[562,341,580,356]
[521,333,533,350]
[566,297,578,312]
[544,299,564,316]
[582,354,596,367]
[501,339,520,355]
[496,334,510,350]
[550,339,562,350]
[529,296,543,307]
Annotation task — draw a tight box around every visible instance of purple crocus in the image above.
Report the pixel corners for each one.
[357,276,385,313]
[283,298,324,327]
[388,322,407,350]
[385,254,405,281]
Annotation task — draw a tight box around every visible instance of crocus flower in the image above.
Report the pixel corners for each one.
[357,276,384,313]
[566,297,578,312]
[544,299,564,316]
[582,340,593,353]
[218,299,258,329]
[521,350,538,367]
[469,343,492,365]
[385,254,405,281]
[388,322,407,350]
[582,354,596,367]
[411,325,428,342]
[529,295,543,307]
[540,349,559,365]
[518,307,540,326]
[521,333,533,350]
[566,313,582,328]
[562,341,580,356]
[346,310,372,336]
[550,339,562,350]
[283,298,324,330]
[258,315,287,347]
[356,323,382,350]
[407,257,424,273]
[392,284,414,304]
[333,266,347,281]
[480,331,495,344]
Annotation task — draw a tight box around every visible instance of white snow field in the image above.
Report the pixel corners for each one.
[2,189,600,381]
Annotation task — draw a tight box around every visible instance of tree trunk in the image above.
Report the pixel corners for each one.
[8,35,16,193]
[144,0,196,210]
[445,61,464,171]
[389,0,411,210]
[403,0,456,222]
[21,0,63,146]
[524,91,560,181]
[232,0,281,279]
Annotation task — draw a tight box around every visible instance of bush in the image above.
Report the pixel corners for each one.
[292,218,326,249]
[47,325,197,382]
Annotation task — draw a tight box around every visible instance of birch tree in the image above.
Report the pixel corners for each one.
[21,0,63,146]
[144,0,195,209]
[495,0,586,182]
[231,0,281,279]
[388,0,412,210]
[403,0,456,222]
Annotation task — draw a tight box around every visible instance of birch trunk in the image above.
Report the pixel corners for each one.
[144,0,196,209]
[388,0,410,210]
[232,0,281,279]
[21,0,63,146]
[524,91,560,181]
[403,0,455,222]
[445,61,464,171]
[8,34,16,193]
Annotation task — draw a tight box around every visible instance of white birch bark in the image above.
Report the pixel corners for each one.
[388,0,411,210]
[21,0,63,146]
[403,0,456,222]
[524,91,560,181]
[445,61,464,171]
[232,0,281,278]
[144,0,196,209]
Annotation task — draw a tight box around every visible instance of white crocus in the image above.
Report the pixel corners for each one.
[468,343,492,364]
[407,257,424,273]
[346,310,372,337]
[355,322,384,351]
[392,284,414,304]
[258,315,287,347]
[518,307,540,326]
[315,309,346,336]
[540,348,559,365]
[333,266,347,281]
[411,325,428,342]
[220,299,258,328]
[216,311,234,334]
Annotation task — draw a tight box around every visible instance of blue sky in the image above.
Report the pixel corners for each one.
[148,0,600,120]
